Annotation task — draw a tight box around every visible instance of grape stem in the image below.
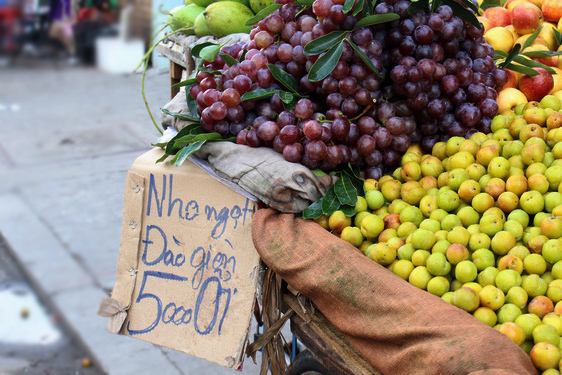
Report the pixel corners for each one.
[349,99,376,122]
[137,25,194,135]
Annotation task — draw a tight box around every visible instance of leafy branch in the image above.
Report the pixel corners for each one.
[302,165,364,219]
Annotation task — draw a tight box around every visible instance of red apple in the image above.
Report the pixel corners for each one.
[519,68,555,102]
[542,0,562,23]
[483,7,512,27]
[512,3,544,34]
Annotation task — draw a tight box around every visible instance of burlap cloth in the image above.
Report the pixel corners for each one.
[252,208,538,375]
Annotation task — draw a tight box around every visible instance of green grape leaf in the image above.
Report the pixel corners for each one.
[173,132,223,148]
[219,54,239,67]
[186,92,198,119]
[302,198,324,219]
[340,205,356,217]
[334,177,358,206]
[240,88,278,101]
[308,42,345,82]
[523,51,562,58]
[353,13,400,29]
[342,0,354,13]
[268,64,301,94]
[161,108,199,122]
[303,30,348,56]
[408,0,430,14]
[501,43,521,69]
[245,3,283,26]
[347,39,381,77]
[341,166,364,196]
[512,55,556,74]
[480,0,502,10]
[522,27,543,51]
[240,48,248,61]
[441,0,480,28]
[457,0,478,13]
[353,0,364,16]
[190,42,217,58]
[312,169,327,177]
[171,77,198,88]
[293,0,314,5]
[172,141,206,167]
[156,152,171,163]
[200,44,222,63]
[321,186,340,215]
[555,28,562,46]
[283,97,299,111]
[504,63,540,77]
[278,90,294,104]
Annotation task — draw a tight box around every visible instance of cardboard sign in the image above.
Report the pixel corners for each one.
[101,148,261,369]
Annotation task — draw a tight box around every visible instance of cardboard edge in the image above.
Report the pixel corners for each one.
[101,170,145,333]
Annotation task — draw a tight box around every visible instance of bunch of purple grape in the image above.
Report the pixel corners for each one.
[187,0,507,178]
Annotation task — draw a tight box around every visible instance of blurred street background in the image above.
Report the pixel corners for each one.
[0,0,264,372]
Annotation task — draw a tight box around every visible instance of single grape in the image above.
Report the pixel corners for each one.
[294,98,314,119]
[283,143,304,163]
[331,117,350,141]
[305,140,328,161]
[227,105,245,122]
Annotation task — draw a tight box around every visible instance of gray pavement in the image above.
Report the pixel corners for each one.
[0,65,262,374]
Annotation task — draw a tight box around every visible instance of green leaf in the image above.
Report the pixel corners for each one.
[494,50,508,58]
[353,13,400,29]
[268,64,300,94]
[191,42,217,59]
[321,186,340,215]
[522,27,543,51]
[245,3,282,26]
[312,169,327,177]
[186,93,198,119]
[165,124,205,155]
[171,77,198,88]
[441,0,480,28]
[511,55,556,74]
[504,63,540,77]
[308,42,344,82]
[156,153,170,163]
[293,0,314,5]
[340,205,356,217]
[161,108,199,122]
[340,166,364,196]
[172,141,206,167]
[555,28,562,46]
[347,39,381,78]
[342,0,354,13]
[219,54,238,67]
[303,30,348,56]
[353,0,364,16]
[523,51,562,58]
[240,88,278,101]
[458,0,478,13]
[479,0,502,10]
[278,91,294,104]
[501,43,521,69]
[408,0,430,14]
[302,199,324,219]
[200,44,221,62]
[283,97,299,111]
[334,178,358,206]
[173,132,223,148]
[240,49,248,61]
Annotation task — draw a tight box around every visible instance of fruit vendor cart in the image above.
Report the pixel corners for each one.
[101,0,562,371]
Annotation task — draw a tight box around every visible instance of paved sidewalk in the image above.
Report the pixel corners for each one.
[0,65,261,375]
